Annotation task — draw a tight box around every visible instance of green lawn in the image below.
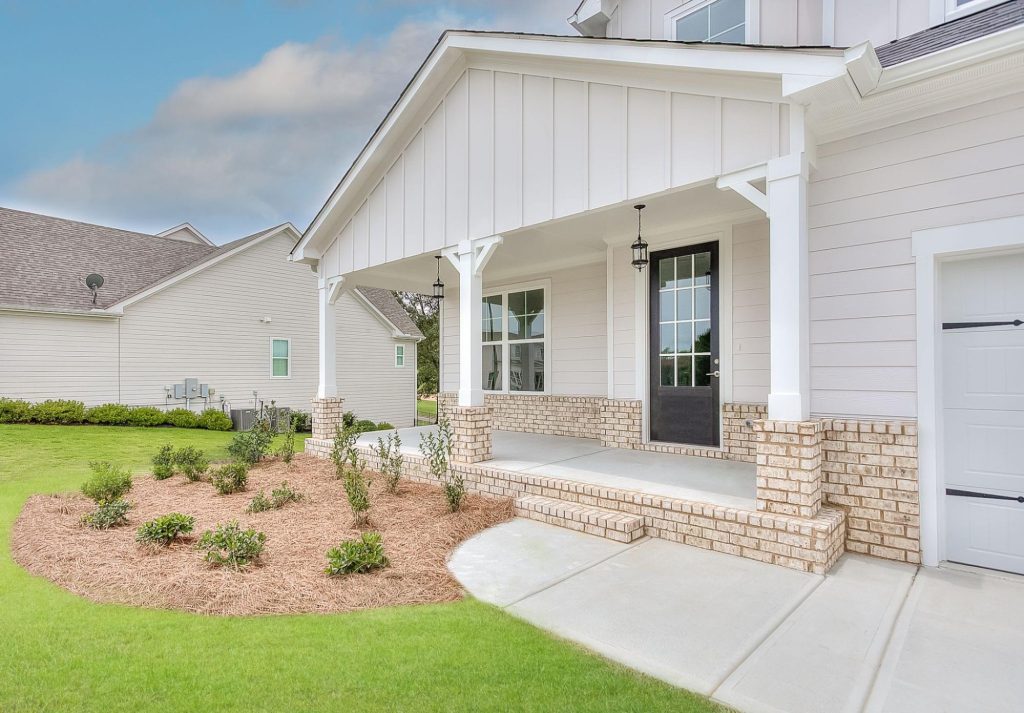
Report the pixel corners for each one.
[417,397,438,424]
[0,424,723,713]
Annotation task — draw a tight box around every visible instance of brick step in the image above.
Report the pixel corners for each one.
[515,495,646,543]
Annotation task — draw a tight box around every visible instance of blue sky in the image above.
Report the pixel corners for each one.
[0,1,563,242]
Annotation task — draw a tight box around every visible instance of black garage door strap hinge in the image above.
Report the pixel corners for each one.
[946,488,1024,503]
[942,319,1022,330]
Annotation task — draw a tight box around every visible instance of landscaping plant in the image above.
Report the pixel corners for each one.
[324,531,389,576]
[227,413,274,464]
[0,398,32,423]
[152,444,176,480]
[81,499,131,529]
[84,403,132,425]
[30,399,85,425]
[80,461,133,503]
[136,513,195,546]
[343,458,371,527]
[330,424,359,478]
[165,408,199,429]
[420,414,463,512]
[246,481,303,513]
[196,521,266,569]
[172,446,209,482]
[127,406,167,427]
[277,418,296,464]
[197,408,233,431]
[374,432,404,493]
[290,410,312,433]
[210,462,248,495]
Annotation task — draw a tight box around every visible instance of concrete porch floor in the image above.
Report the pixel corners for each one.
[357,427,757,509]
[449,519,1024,713]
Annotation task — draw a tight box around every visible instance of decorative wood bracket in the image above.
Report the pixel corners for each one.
[442,235,504,277]
[716,164,769,214]
[326,276,347,305]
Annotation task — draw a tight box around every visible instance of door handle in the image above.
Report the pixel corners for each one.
[706,370,721,378]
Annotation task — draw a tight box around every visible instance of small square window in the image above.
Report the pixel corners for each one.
[271,339,290,378]
[395,345,405,367]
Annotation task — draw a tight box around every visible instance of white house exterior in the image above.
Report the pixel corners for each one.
[293,1,1024,576]
[0,207,421,427]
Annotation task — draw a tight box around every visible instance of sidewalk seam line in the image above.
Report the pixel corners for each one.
[858,566,921,713]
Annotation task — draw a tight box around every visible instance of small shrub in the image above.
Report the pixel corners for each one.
[152,444,176,480]
[343,458,371,527]
[127,406,167,427]
[246,481,304,514]
[173,446,209,482]
[290,410,312,433]
[277,418,296,464]
[136,513,195,545]
[210,462,248,495]
[354,419,378,434]
[80,461,133,503]
[84,403,132,425]
[325,532,389,576]
[81,499,131,529]
[342,411,357,429]
[420,414,463,512]
[330,424,359,478]
[0,398,32,423]
[197,521,266,569]
[197,408,233,431]
[227,413,274,464]
[31,399,85,425]
[375,422,394,431]
[245,491,274,514]
[165,408,199,429]
[374,432,404,494]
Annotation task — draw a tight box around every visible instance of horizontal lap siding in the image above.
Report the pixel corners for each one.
[0,313,118,405]
[808,91,1024,419]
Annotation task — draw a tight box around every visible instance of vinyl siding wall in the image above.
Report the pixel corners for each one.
[807,91,1024,419]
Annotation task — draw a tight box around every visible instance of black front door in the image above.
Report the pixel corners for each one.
[649,242,720,446]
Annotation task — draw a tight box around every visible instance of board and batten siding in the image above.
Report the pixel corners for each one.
[0,312,119,404]
[808,90,1024,419]
[318,67,786,280]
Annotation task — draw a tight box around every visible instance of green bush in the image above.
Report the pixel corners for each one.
[197,408,233,431]
[165,408,199,429]
[375,422,394,431]
[0,398,32,423]
[245,481,303,514]
[227,414,274,464]
[374,432,404,494]
[152,444,176,480]
[81,499,131,529]
[325,532,389,576]
[342,411,357,429]
[245,491,273,514]
[80,462,133,504]
[344,459,371,527]
[420,414,462,512]
[84,403,132,425]
[277,419,296,464]
[354,419,379,434]
[173,446,209,482]
[290,410,312,433]
[127,406,167,427]
[31,399,85,425]
[197,521,266,569]
[210,462,248,495]
[136,513,195,545]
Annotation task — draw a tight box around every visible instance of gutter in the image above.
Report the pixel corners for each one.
[0,305,121,319]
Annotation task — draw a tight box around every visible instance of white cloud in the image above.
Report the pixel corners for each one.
[12,2,567,241]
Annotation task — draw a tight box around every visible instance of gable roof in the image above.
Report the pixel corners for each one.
[876,0,1023,66]
[157,222,215,246]
[355,287,423,340]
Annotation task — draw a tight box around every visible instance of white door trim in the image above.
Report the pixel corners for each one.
[912,214,1024,567]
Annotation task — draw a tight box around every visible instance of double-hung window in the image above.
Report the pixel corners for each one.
[271,338,290,378]
[481,287,547,393]
[670,0,746,44]
[395,344,405,367]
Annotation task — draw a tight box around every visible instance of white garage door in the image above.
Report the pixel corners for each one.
[942,251,1024,575]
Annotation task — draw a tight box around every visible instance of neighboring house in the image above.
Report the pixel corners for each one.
[0,206,422,426]
[292,0,1024,576]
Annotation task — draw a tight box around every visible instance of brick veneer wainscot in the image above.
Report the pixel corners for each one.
[754,420,824,519]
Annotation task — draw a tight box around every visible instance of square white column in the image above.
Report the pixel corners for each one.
[317,279,337,399]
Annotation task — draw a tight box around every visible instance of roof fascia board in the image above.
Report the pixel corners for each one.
[0,305,122,319]
[107,224,299,314]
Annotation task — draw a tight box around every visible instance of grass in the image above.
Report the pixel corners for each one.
[0,424,724,713]
[417,397,438,425]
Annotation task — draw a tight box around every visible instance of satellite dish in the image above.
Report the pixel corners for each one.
[85,273,104,304]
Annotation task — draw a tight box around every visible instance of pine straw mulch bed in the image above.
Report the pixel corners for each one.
[11,454,513,616]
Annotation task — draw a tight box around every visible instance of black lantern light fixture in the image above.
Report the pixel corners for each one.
[631,203,649,271]
[432,255,445,301]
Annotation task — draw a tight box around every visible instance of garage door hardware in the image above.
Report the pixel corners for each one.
[946,488,1024,503]
[942,319,1022,330]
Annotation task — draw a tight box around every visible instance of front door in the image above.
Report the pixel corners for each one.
[649,242,720,446]
[942,250,1024,575]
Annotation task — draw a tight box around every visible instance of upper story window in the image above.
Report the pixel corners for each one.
[395,344,405,367]
[481,286,547,394]
[670,0,746,44]
[271,338,290,378]
[939,0,1005,23]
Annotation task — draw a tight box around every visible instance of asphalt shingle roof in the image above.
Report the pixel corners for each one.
[876,0,1024,66]
[356,287,424,340]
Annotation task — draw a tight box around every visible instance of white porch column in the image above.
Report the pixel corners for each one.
[316,276,338,399]
[766,152,811,422]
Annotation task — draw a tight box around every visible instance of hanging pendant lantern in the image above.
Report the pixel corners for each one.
[432,255,445,300]
[631,204,649,271]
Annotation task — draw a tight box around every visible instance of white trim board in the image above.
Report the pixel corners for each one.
[912,213,1024,568]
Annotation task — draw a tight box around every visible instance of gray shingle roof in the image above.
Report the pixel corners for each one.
[876,0,1023,67]
[356,287,424,339]
[0,206,219,313]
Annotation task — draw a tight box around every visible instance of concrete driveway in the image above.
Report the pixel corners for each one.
[449,520,1024,713]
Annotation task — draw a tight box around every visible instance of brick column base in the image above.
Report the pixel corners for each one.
[754,419,823,519]
[450,406,492,464]
[312,396,345,441]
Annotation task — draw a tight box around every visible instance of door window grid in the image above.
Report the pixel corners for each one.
[658,253,712,388]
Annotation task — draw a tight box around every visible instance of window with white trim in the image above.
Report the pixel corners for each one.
[395,344,405,367]
[670,0,745,43]
[481,287,546,393]
[271,338,290,378]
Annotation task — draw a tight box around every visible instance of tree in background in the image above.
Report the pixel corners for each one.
[393,291,439,395]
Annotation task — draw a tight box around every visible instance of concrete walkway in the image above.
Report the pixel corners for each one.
[449,519,1024,713]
